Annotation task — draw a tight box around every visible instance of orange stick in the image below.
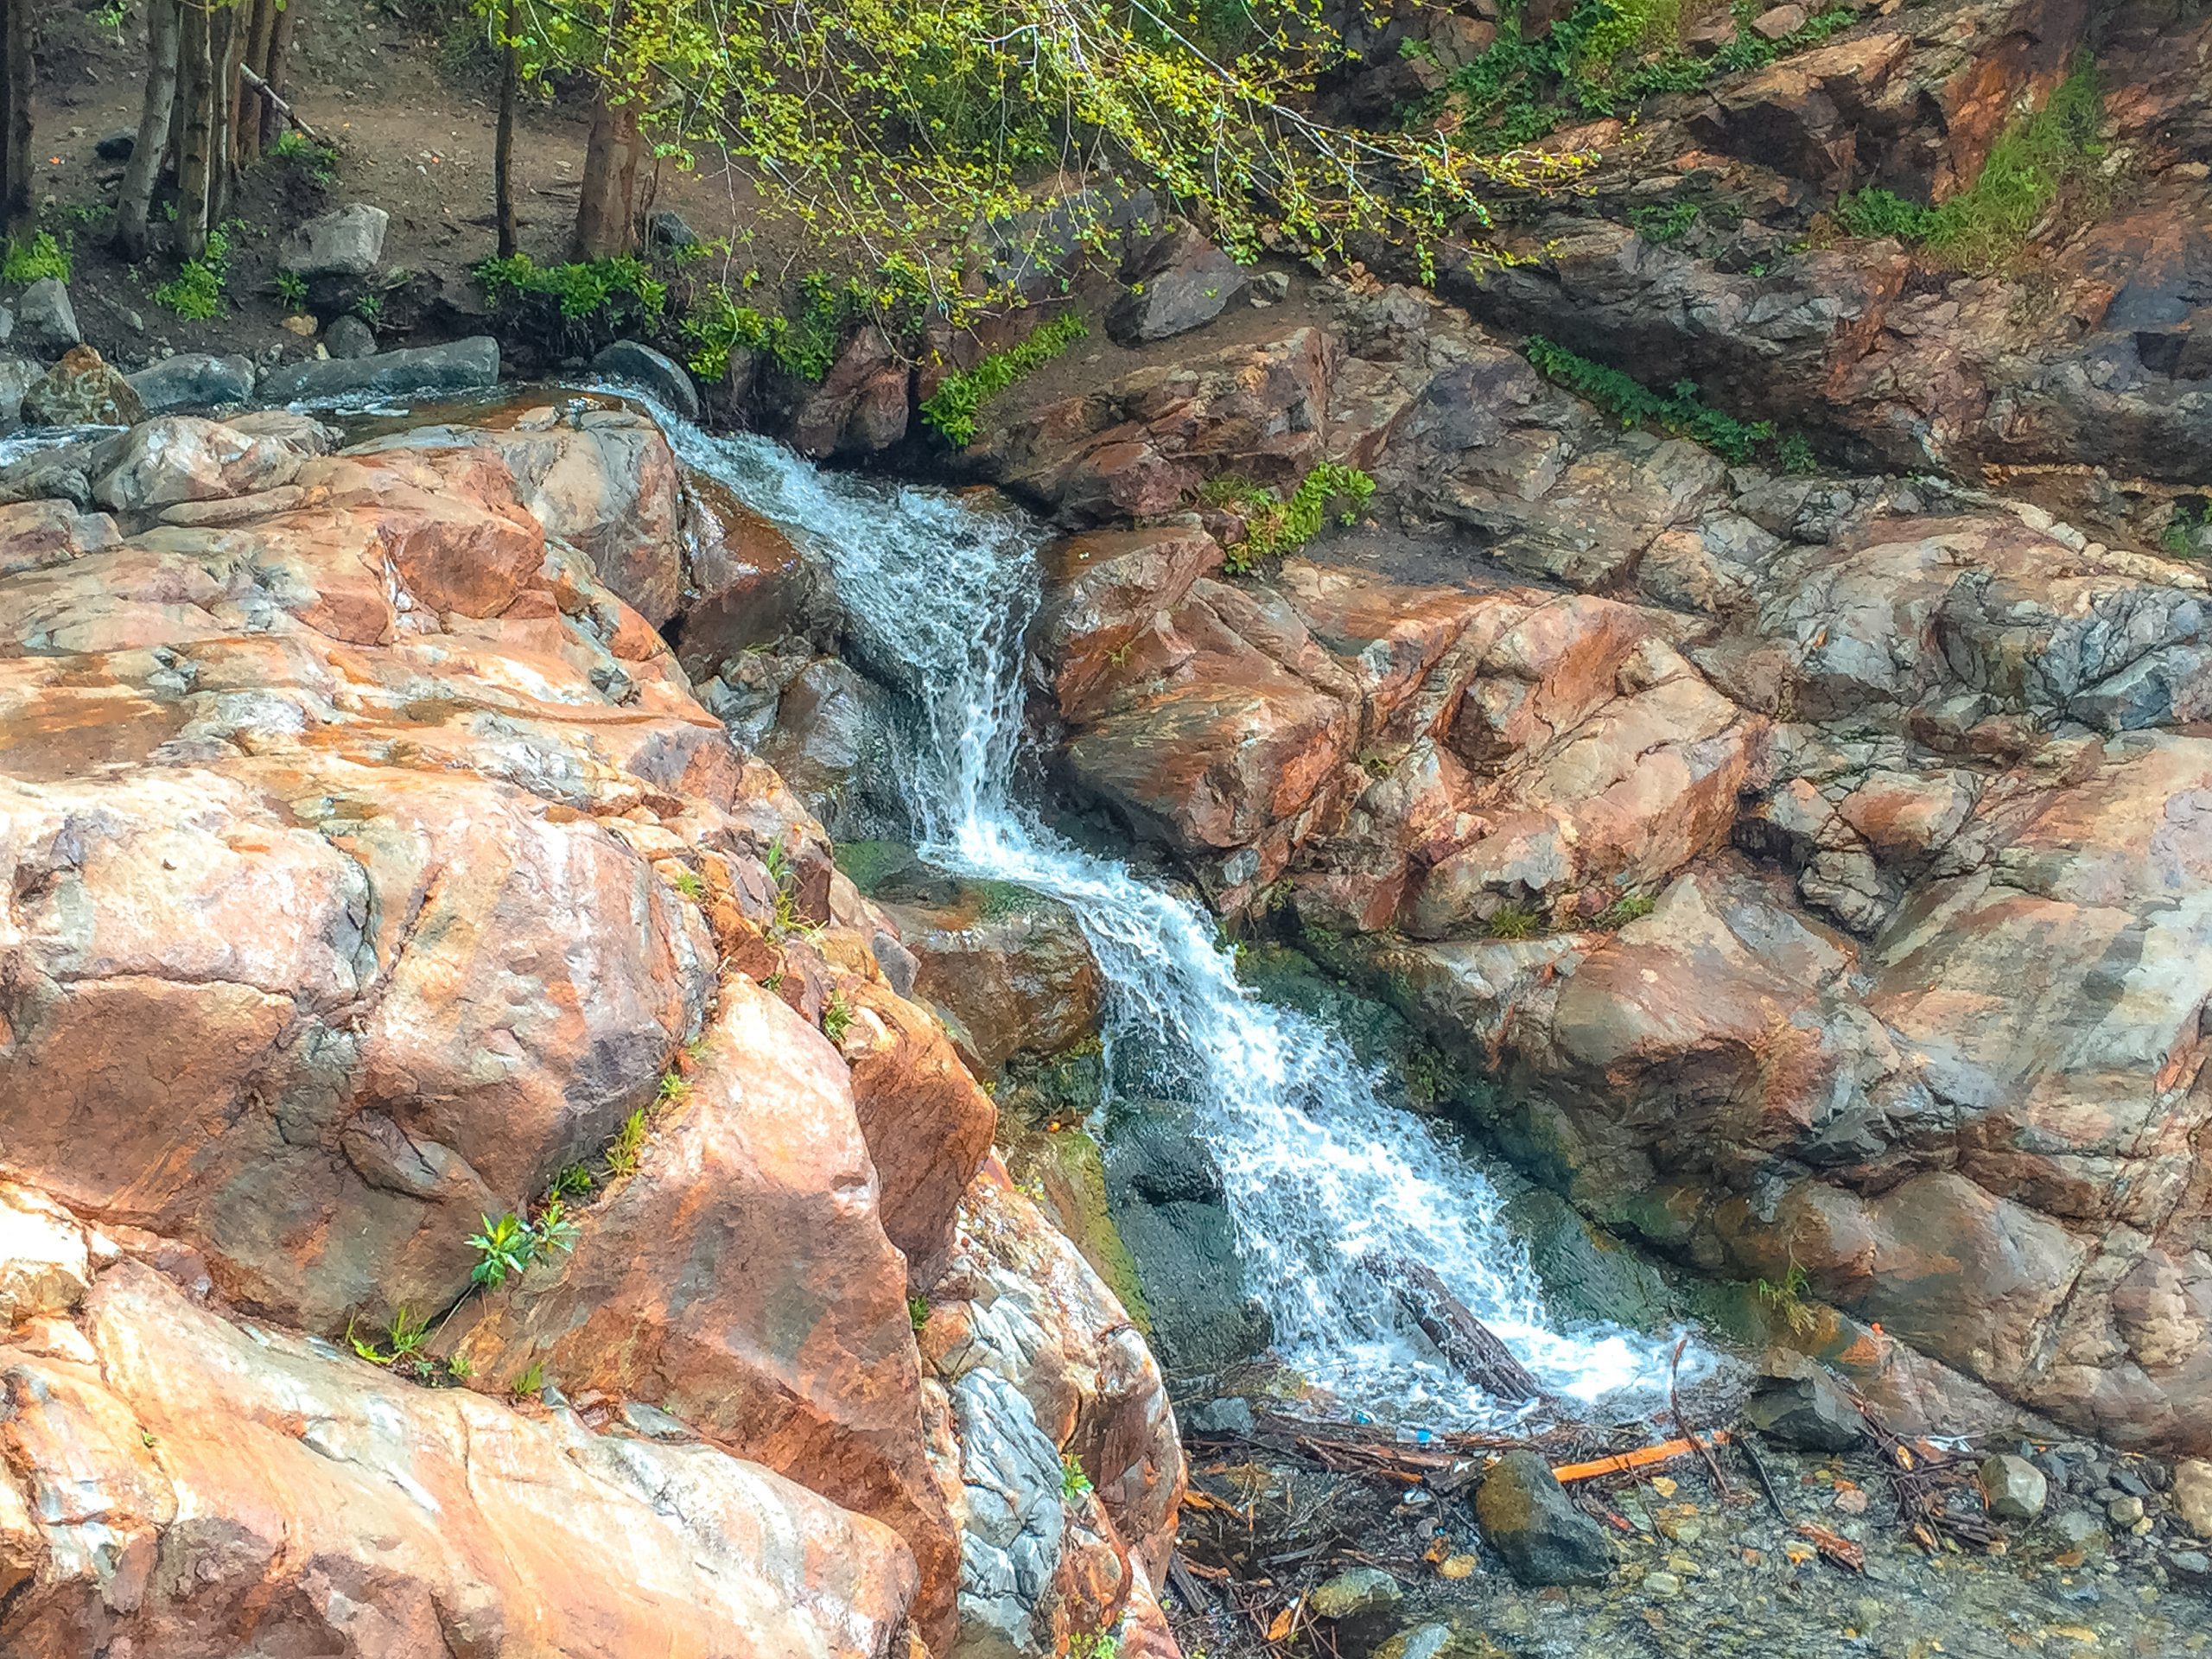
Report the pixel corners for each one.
[1550,1429,1732,1484]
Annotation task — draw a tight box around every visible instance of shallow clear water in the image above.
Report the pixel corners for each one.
[655,410,1682,1427]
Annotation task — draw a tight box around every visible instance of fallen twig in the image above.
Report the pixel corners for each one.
[1552,1430,1733,1484]
[1669,1335,1732,1499]
[238,65,322,145]
[1737,1432,1789,1520]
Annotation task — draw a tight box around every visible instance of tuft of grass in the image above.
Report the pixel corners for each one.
[908,1294,931,1331]
[1592,892,1656,930]
[269,129,339,185]
[154,229,231,321]
[1486,903,1543,941]
[822,991,854,1043]
[669,867,705,902]
[919,310,1090,447]
[1833,56,2104,271]
[603,1107,649,1178]
[2,230,71,285]
[509,1360,546,1398]
[275,269,308,310]
[1755,1257,1818,1337]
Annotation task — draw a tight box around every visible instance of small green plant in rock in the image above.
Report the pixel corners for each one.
[467,1212,538,1288]
[919,310,1090,447]
[1776,432,1818,475]
[1831,186,1939,243]
[1627,200,1698,245]
[550,1161,595,1198]
[1211,463,1376,574]
[275,269,308,310]
[347,1304,433,1367]
[510,1360,547,1398]
[1591,892,1656,930]
[822,991,854,1043]
[1755,1255,1817,1337]
[908,1294,931,1331]
[154,229,232,320]
[1486,903,1542,941]
[353,292,383,325]
[1059,1452,1094,1499]
[445,1352,474,1382]
[656,1071,691,1108]
[1523,335,1777,462]
[669,867,705,901]
[603,1107,649,1178]
[1069,1634,1122,1659]
[2163,498,2210,558]
[2,230,71,285]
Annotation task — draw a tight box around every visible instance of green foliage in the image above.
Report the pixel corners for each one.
[510,1360,547,1398]
[919,310,1090,447]
[1059,1452,1094,1499]
[2164,498,2210,558]
[656,1071,691,1107]
[154,230,231,321]
[604,1107,649,1178]
[550,1162,596,1198]
[908,1294,931,1331]
[2,230,71,285]
[446,1352,474,1382]
[1212,463,1376,574]
[822,991,854,1043]
[1523,335,1782,462]
[1486,903,1543,940]
[1627,200,1698,245]
[270,129,340,185]
[1776,431,1818,475]
[1754,1255,1816,1336]
[353,292,384,325]
[1437,0,1857,150]
[1591,892,1656,930]
[347,1305,435,1370]
[275,269,308,310]
[683,270,905,384]
[1831,57,2104,270]
[467,1212,537,1289]
[669,867,705,901]
[474,252,668,345]
[1069,1634,1122,1659]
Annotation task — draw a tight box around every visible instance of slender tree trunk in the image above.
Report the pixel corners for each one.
[209,0,236,222]
[571,87,638,260]
[115,0,182,258]
[0,0,34,240]
[493,0,519,257]
[176,0,214,257]
[237,0,276,164]
[259,0,297,149]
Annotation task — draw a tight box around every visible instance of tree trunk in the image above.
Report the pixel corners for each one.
[208,0,236,222]
[259,0,298,149]
[0,0,34,240]
[114,0,182,259]
[493,0,519,257]
[236,0,276,164]
[175,0,214,257]
[571,83,639,260]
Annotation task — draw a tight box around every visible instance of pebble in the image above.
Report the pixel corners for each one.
[1657,1516,1704,1544]
[1645,1572,1683,1598]
[2053,1511,2102,1546]
[2108,1497,2145,1529]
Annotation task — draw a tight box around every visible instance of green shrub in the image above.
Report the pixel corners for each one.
[683,270,877,385]
[1832,57,2103,270]
[1523,334,1780,461]
[1212,462,1376,573]
[2,230,71,285]
[822,991,854,1043]
[1628,200,1698,245]
[919,310,1090,446]
[154,229,232,320]
[1776,431,1818,474]
[270,129,339,185]
[1591,892,1656,929]
[2163,498,2210,559]
[474,251,668,347]
[1059,1453,1094,1499]
[275,269,308,310]
[1486,903,1543,940]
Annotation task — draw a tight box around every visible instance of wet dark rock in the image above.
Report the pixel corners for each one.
[1473,1450,1612,1587]
[323,315,378,360]
[1309,1565,1403,1622]
[95,130,136,161]
[1745,1352,1865,1452]
[1374,1619,1503,1659]
[126,353,256,414]
[592,340,702,422]
[0,353,42,429]
[1106,1114,1269,1375]
[1182,1396,1255,1437]
[1107,223,1250,345]
[649,210,699,249]
[259,336,499,404]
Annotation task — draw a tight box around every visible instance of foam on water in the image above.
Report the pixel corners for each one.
[654,408,1684,1426]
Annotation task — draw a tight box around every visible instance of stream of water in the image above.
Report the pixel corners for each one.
[657,413,1679,1427]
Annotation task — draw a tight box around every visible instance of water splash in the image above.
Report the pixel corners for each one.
[655,410,1680,1426]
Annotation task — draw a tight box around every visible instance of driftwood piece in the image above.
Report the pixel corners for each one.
[1367,1254,1548,1405]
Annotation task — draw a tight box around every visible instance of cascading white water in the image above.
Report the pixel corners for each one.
[656,410,1680,1426]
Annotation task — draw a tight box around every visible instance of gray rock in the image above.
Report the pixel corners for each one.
[323,315,378,360]
[1473,1449,1613,1586]
[950,1367,1065,1658]
[1106,223,1249,344]
[2051,1510,2101,1546]
[1980,1453,2049,1522]
[126,353,256,414]
[2176,1458,2212,1539]
[2109,1495,2145,1529]
[259,335,499,404]
[22,347,145,429]
[1376,1616,1501,1659]
[0,353,42,429]
[96,130,137,161]
[1107,1112,1271,1374]
[2168,1548,2212,1584]
[1310,1567,1403,1622]
[591,340,701,422]
[1182,1396,1255,1437]
[1745,1352,1865,1452]
[278,203,390,279]
[16,277,81,357]
[648,209,698,249]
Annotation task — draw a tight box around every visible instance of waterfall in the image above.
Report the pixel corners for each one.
[656,412,1681,1427]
